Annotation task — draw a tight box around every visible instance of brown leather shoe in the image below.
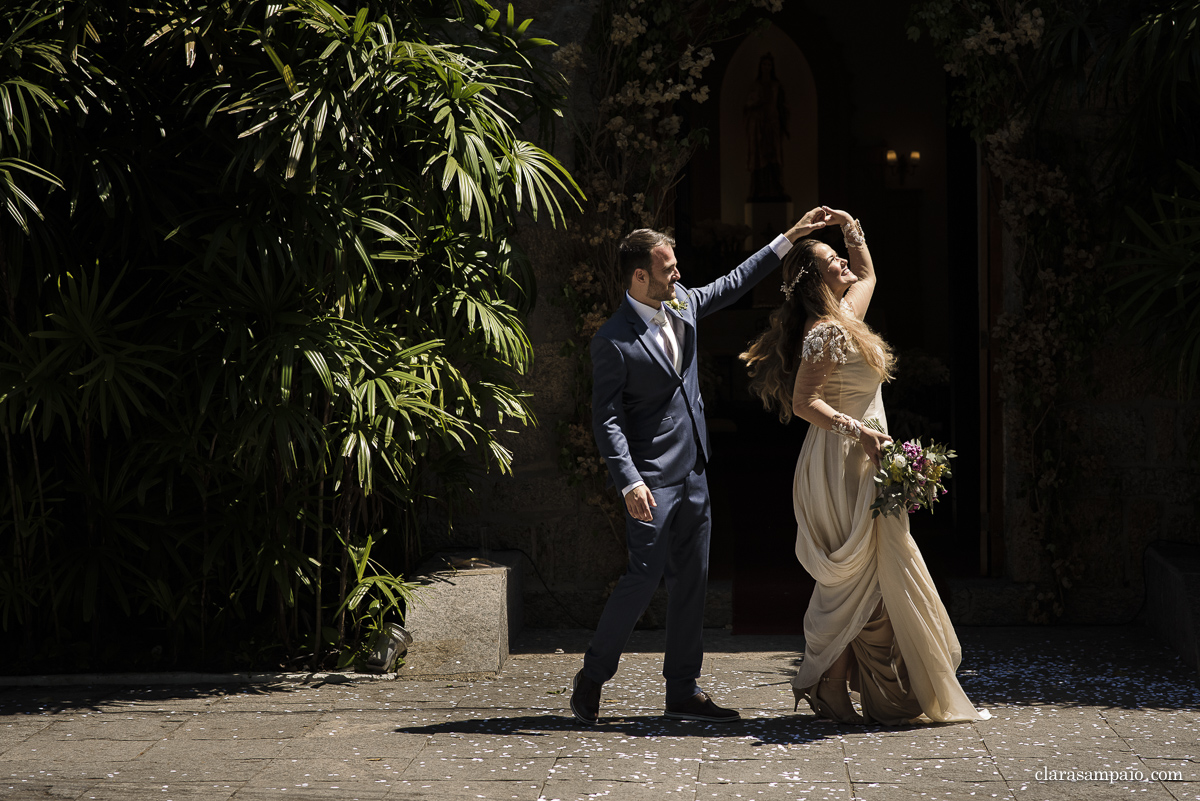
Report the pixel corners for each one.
[569,670,601,725]
[664,691,740,722]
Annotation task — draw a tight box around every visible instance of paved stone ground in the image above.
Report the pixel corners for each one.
[1,626,1197,801]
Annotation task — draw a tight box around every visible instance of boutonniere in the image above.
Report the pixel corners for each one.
[665,297,688,313]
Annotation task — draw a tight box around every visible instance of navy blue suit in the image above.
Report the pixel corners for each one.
[586,244,782,703]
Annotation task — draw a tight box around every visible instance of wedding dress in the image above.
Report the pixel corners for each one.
[789,320,988,724]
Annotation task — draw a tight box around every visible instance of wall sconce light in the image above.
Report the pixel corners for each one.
[885,148,921,185]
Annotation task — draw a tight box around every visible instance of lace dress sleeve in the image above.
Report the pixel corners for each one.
[794,321,863,440]
[801,320,854,365]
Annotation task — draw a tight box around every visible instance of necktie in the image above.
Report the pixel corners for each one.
[652,309,681,373]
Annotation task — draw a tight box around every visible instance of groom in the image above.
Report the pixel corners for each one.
[571,210,827,724]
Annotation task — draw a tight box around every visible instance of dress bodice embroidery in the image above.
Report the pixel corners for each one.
[801,321,853,365]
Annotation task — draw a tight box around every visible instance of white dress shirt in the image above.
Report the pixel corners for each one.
[626,294,681,371]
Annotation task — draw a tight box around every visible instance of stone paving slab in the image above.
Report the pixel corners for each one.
[74,784,244,801]
[694,783,855,800]
[232,787,391,801]
[543,779,699,800]
[1008,781,1179,800]
[390,779,547,800]
[402,755,557,782]
[0,779,95,800]
[697,756,848,783]
[847,755,1004,783]
[843,729,991,759]
[277,734,426,761]
[0,626,1197,800]
[1169,782,1200,800]
[4,736,153,763]
[853,780,1013,800]
[135,737,291,765]
[4,761,148,782]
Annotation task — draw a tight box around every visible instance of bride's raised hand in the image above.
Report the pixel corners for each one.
[786,207,830,241]
[820,206,854,227]
[861,427,893,468]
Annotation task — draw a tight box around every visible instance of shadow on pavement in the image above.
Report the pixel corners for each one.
[392,711,942,744]
[0,682,286,714]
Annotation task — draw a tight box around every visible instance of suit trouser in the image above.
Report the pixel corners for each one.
[582,458,710,705]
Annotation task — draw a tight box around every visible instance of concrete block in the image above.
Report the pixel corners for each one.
[402,550,524,677]
[1144,541,1200,675]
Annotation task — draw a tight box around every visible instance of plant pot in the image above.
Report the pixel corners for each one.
[362,623,413,674]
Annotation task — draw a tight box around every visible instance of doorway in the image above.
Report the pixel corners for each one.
[679,23,984,633]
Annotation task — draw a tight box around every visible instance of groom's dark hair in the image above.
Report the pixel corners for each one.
[618,228,675,288]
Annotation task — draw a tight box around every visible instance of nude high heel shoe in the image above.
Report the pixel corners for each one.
[796,677,864,724]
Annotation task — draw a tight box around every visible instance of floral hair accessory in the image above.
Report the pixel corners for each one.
[781,266,806,301]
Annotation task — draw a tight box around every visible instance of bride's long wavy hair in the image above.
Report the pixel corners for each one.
[739,239,894,423]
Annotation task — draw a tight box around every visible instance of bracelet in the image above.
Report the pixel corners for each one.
[842,219,866,250]
[831,412,862,442]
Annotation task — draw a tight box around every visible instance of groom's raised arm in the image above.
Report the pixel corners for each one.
[686,244,781,320]
[687,208,827,319]
[591,336,641,491]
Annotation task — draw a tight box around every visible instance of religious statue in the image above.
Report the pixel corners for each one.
[744,52,790,201]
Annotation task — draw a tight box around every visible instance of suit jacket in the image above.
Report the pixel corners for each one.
[591,245,781,491]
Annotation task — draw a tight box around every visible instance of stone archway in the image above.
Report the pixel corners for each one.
[719,24,817,265]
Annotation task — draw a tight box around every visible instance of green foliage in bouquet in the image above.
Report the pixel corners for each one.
[864,420,956,520]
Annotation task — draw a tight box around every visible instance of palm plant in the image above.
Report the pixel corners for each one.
[1035,0,1200,178]
[1111,162,1200,395]
[1032,1,1200,395]
[0,0,579,670]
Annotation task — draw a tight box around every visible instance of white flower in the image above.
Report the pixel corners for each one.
[610,12,647,46]
[551,43,584,76]
[637,44,661,74]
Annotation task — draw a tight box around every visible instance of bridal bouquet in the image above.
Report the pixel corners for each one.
[863,419,956,519]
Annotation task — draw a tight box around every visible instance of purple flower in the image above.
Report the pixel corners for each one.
[902,441,921,460]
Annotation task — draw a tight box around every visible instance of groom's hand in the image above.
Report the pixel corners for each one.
[626,485,657,522]
[785,207,830,242]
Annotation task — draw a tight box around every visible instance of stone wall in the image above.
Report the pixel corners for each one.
[461,222,631,628]
[427,0,631,629]
[1054,343,1199,623]
[445,0,1200,631]
[986,103,1200,625]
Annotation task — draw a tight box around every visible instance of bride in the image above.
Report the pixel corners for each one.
[740,206,987,725]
